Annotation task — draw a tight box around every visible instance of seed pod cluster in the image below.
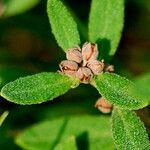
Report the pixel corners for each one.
[59,42,114,84]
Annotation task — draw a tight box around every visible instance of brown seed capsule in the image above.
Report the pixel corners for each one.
[82,42,99,66]
[104,64,114,73]
[97,107,112,113]
[95,97,113,113]
[66,48,82,64]
[76,67,93,84]
[59,60,79,76]
[87,60,104,75]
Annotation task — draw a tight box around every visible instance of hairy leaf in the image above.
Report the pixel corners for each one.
[54,136,77,150]
[1,0,40,17]
[47,0,80,51]
[16,115,114,150]
[1,72,79,105]
[94,73,148,110]
[111,108,150,150]
[89,0,124,60]
[134,72,150,103]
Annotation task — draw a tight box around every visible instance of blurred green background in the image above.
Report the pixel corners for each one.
[0,0,150,149]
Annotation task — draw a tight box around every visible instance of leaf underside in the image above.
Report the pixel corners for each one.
[1,72,79,105]
[16,115,114,150]
[111,108,150,150]
[47,0,81,51]
[89,0,124,60]
[94,73,148,110]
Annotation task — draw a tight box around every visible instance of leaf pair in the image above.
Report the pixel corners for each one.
[47,0,124,60]
[1,72,148,110]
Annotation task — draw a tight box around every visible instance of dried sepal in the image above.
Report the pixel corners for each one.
[59,60,78,76]
[82,42,98,66]
[87,60,104,75]
[76,67,93,84]
[66,47,82,63]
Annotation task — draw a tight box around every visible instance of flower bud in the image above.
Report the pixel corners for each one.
[87,60,104,75]
[104,64,114,73]
[95,97,113,113]
[66,48,82,64]
[59,60,79,76]
[76,67,93,84]
[82,42,99,66]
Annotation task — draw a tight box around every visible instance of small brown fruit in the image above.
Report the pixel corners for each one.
[97,107,112,113]
[87,60,104,75]
[76,67,93,84]
[66,48,82,64]
[95,97,113,113]
[59,60,79,76]
[82,42,98,66]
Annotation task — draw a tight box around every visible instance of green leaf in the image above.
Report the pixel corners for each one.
[111,108,150,150]
[1,0,40,17]
[1,72,79,105]
[47,0,81,51]
[16,115,114,150]
[54,136,77,150]
[89,0,124,60]
[0,111,9,127]
[94,73,148,110]
[134,72,150,103]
